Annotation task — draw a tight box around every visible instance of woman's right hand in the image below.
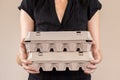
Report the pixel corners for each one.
[16,42,40,74]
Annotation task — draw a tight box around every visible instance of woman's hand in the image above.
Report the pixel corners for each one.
[84,43,102,74]
[16,42,40,74]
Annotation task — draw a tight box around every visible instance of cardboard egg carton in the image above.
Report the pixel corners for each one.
[24,31,94,71]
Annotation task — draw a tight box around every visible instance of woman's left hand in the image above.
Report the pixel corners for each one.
[84,44,102,74]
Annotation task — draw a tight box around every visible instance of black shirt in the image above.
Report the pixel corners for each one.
[18,0,102,80]
[18,0,102,31]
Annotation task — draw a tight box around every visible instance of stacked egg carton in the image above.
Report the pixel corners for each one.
[24,31,94,72]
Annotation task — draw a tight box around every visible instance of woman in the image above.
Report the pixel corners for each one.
[17,0,102,80]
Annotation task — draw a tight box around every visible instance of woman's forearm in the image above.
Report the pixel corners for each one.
[87,11,102,63]
[88,11,101,51]
[16,9,34,65]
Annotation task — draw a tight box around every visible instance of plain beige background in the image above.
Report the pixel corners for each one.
[0,0,120,80]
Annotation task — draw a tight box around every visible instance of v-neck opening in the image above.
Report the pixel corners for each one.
[52,0,70,25]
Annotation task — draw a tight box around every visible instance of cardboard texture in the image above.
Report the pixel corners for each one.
[24,31,94,71]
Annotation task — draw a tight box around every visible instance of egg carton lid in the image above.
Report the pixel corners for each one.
[25,31,93,41]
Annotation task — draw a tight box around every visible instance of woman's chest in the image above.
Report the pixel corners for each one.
[34,0,88,26]
[55,0,68,23]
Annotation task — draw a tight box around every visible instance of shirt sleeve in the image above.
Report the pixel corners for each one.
[87,0,102,20]
[18,0,35,20]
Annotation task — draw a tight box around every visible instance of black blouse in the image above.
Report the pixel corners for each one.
[18,0,102,31]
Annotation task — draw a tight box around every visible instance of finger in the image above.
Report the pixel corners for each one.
[22,64,40,74]
[87,65,97,69]
[21,59,32,65]
[22,63,36,71]
[26,69,40,74]
[84,64,96,74]
[84,69,95,74]
[90,59,101,64]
